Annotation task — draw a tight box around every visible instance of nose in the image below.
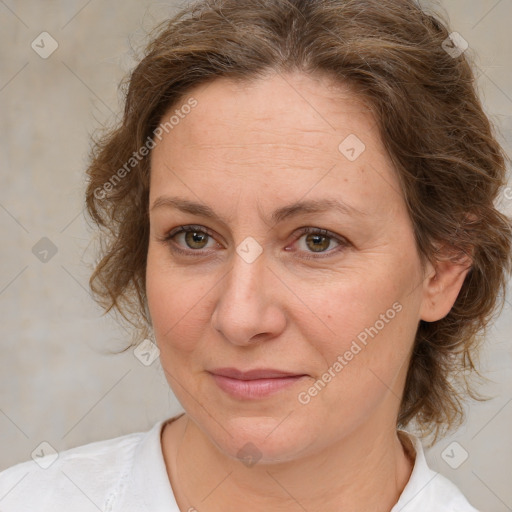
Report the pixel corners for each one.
[211,248,287,346]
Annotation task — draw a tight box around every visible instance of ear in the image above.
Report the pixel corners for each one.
[419,247,472,323]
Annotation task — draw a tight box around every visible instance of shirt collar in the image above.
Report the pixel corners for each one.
[391,430,440,511]
[124,416,183,512]
[125,418,438,512]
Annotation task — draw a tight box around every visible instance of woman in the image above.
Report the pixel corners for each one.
[1,0,510,510]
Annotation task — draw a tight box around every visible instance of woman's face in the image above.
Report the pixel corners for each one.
[146,71,430,463]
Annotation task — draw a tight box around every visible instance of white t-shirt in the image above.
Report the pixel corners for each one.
[0,415,479,512]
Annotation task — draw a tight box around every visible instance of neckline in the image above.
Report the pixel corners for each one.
[156,418,428,511]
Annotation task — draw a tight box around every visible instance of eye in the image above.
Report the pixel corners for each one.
[290,227,349,258]
[160,224,219,256]
[158,225,350,259]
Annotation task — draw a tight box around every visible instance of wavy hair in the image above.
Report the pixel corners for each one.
[85,0,512,439]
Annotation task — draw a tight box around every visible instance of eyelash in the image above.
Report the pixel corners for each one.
[158,224,350,260]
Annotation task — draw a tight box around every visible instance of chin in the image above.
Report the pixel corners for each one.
[200,412,319,466]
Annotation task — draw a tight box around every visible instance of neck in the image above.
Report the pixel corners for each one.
[162,412,414,512]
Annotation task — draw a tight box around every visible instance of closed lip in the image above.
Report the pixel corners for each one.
[208,367,307,380]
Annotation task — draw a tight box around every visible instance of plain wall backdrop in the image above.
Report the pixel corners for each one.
[1,1,511,510]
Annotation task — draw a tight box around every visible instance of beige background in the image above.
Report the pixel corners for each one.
[0,1,511,510]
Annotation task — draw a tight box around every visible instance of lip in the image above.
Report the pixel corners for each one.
[209,367,305,380]
[208,367,308,400]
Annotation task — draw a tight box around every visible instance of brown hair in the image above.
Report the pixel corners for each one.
[85,0,512,439]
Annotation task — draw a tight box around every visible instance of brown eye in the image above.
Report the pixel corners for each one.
[162,225,218,254]
[183,230,209,249]
[292,227,349,259]
[304,233,332,253]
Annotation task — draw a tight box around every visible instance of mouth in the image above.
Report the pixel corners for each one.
[207,367,309,400]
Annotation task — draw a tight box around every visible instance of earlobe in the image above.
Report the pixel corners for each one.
[419,252,472,323]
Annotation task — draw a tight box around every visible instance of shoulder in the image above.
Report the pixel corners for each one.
[428,472,480,512]
[0,428,148,512]
[393,431,480,512]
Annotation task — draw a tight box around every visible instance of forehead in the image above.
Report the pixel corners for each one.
[149,71,404,219]
[157,71,374,150]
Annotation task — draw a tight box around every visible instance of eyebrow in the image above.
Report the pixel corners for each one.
[150,196,366,225]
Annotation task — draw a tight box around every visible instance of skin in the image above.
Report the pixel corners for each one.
[146,70,471,512]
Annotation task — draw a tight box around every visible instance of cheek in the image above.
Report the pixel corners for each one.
[146,242,221,358]
[295,268,401,348]
[293,264,417,392]
[146,244,195,353]
[291,288,415,438]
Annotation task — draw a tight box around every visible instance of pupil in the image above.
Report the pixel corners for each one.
[186,231,207,248]
[307,234,329,252]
